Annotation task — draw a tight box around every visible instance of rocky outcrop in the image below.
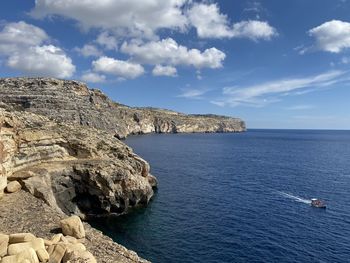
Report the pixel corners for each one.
[0,108,156,216]
[0,191,148,263]
[0,78,246,139]
[1,216,99,263]
[0,77,246,262]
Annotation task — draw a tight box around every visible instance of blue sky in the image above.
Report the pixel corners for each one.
[1,0,350,129]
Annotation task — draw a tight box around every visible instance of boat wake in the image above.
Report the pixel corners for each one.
[277,191,311,204]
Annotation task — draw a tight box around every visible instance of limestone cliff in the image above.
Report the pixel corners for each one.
[0,108,156,216]
[0,77,246,139]
[0,77,245,262]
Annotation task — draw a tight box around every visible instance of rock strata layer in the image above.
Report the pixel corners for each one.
[0,78,246,139]
[0,77,246,262]
[0,108,156,216]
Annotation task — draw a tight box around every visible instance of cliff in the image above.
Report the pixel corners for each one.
[0,78,246,139]
[0,77,246,262]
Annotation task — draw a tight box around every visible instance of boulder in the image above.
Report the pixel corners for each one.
[6,181,21,193]
[36,248,50,262]
[0,174,6,198]
[48,244,66,263]
[64,236,78,244]
[50,234,63,245]
[2,248,39,263]
[9,233,36,244]
[0,233,9,257]
[62,250,97,263]
[60,216,85,239]
[7,238,45,255]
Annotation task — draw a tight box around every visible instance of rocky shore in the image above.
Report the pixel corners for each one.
[0,77,246,262]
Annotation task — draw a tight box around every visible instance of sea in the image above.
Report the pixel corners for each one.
[90,130,350,263]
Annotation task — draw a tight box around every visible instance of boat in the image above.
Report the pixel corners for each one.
[311,198,326,208]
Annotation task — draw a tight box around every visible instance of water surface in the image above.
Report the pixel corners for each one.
[91,130,350,263]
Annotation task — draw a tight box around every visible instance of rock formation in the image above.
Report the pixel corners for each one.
[0,108,156,216]
[0,78,246,139]
[0,77,246,262]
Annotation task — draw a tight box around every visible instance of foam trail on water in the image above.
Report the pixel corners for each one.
[277,191,311,204]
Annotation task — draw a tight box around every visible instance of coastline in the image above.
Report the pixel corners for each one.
[0,77,246,262]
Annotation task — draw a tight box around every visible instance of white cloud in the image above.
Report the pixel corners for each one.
[188,3,234,38]
[0,21,75,78]
[177,88,207,99]
[121,38,226,69]
[31,0,189,39]
[232,20,277,41]
[81,71,106,83]
[187,3,276,40]
[152,65,177,77]
[92,56,144,79]
[7,45,75,78]
[96,31,118,50]
[74,44,101,57]
[308,20,350,53]
[213,70,347,107]
[0,21,48,53]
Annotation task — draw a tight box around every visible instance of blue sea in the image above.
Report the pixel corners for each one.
[90,130,350,263]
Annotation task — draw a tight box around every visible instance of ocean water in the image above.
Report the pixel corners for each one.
[90,130,350,263]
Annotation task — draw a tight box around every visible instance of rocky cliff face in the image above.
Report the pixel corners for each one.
[0,108,156,216]
[0,78,245,139]
[0,77,245,262]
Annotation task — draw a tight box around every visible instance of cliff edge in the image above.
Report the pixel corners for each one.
[0,77,246,262]
[0,77,246,139]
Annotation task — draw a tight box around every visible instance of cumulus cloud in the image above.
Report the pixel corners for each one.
[188,3,277,40]
[81,71,106,83]
[7,45,75,78]
[31,0,277,41]
[121,38,225,69]
[74,44,101,57]
[0,21,48,53]
[92,56,144,79]
[152,65,177,77]
[231,20,277,41]
[31,0,188,39]
[0,21,75,78]
[308,20,350,53]
[188,3,234,38]
[212,70,348,107]
[96,31,118,50]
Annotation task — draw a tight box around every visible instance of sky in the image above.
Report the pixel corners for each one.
[0,0,350,129]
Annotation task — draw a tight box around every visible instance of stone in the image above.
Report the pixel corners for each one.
[60,216,85,239]
[8,171,35,181]
[44,239,53,247]
[50,234,63,245]
[64,243,86,252]
[9,233,36,244]
[5,181,21,193]
[48,244,66,263]
[64,236,78,244]
[62,250,97,263]
[2,248,39,263]
[7,238,45,255]
[0,233,9,257]
[0,174,6,198]
[36,248,50,262]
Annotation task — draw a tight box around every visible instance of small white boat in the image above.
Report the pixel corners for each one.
[311,198,326,208]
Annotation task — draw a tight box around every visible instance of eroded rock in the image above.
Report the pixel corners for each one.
[60,216,85,239]
[9,233,36,244]
[6,181,21,193]
[0,233,9,257]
